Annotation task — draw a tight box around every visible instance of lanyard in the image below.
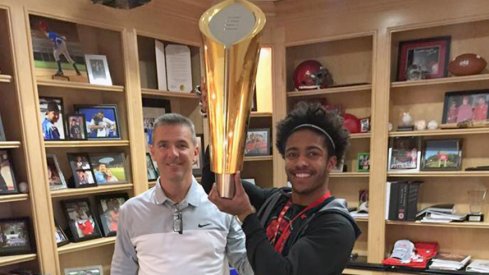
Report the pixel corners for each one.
[267,191,331,254]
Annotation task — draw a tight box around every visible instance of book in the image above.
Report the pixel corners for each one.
[416,204,455,219]
[386,181,422,221]
[429,253,471,271]
[466,259,489,273]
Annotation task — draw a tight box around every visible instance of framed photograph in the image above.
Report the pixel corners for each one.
[0,217,33,256]
[360,117,370,133]
[388,137,422,172]
[55,221,69,247]
[66,114,87,140]
[192,134,205,176]
[441,90,489,125]
[142,98,171,151]
[146,153,158,182]
[75,105,120,139]
[421,139,462,171]
[64,265,103,275]
[95,193,129,236]
[67,153,97,188]
[0,150,17,194]
[357,152,370,172]
[397,36,451,81]
[62,199,102,242]
[85,54,112,86]
[39,96,65,140]
[0,112,6,141]
[88,152,128,185]
[46,154,67,191]
[244,128,271,156]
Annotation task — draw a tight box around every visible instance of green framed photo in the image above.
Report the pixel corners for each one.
[357,152,370,172]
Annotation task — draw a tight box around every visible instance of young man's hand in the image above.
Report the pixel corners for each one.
[208,171,255,222]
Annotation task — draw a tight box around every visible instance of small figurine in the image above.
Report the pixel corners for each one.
[428,120,439,130]
[414,120,427,131]
[38,21,82,79]
[398,112,414,131]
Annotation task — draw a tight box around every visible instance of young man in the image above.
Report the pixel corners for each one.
[207,101,361,275]
[111,113,252,275]
[42,101,61,140]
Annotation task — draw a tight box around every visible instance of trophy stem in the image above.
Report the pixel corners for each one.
[216,173,235,199]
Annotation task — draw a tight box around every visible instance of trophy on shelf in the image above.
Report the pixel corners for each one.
[199,0,266,198]
[467,189,487,222]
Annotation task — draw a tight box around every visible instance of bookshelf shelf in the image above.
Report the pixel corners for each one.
[287,83,372,97]
[57,237,116,255]
[391,74,489,89]
[0,141,21,149]
[141,88,199,99]
[37,79,124,92]
[44,140,130,148]
[350,133,371,139]
[50,184,133,198]
[0,193,29,203]
[0,74,12,83]
[386,220,489,229]
[330,172,370,178]
[387,171,489,178]
[244,155,273,162]
[250,112,272,118]
[0,254,36,267]
[389,128,489,137]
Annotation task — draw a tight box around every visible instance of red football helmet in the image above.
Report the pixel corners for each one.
[343,113,361,134]
[293,60,333,90]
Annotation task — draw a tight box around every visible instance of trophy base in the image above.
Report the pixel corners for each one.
[216,173,235,199]
[467,213,484,222]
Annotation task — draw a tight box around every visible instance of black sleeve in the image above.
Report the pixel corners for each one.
[201,146,276,210]
[242,212,356,275]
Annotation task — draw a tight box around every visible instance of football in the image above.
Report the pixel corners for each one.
[448,53,487,76]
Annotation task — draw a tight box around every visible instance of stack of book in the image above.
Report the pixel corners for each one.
[429,253,471,271]
[416,204,466,223]
[466,259,489,273]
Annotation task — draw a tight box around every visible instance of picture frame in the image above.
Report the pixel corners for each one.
[357,152,370,172]
[67,153,97,188]
[146,153,158,182]
[62,198,102,242]
[0,112,6,141]
[441,89,489,125]
[64,265,103,275]
[46,154,67,191]
[0,217,34,256]
[55,220,69,247]
[85,54,112,86]
[192,134,204,176]
[360,117,370,133]
[88,152,128,185]
[0,150,18,194]
[66,114,87,140]
[39,96,65,140]
[75,104,120,139]
[95,193,129,236]
[421,138,462,171]
[397,36,451,81]
[244,128,271,156]
[388,137,422,172]
[142,98,171,151]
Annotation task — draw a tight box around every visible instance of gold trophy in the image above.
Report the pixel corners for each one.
[199,0,266,198]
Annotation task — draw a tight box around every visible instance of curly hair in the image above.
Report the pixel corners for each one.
[276,101,349,160]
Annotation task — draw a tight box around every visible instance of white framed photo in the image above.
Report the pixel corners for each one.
[85,54,112,86]
[64,265,103,275]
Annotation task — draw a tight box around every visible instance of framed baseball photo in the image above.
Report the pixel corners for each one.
[62,198,102,242]
[66,114,87,140]
[397,36,451,81]
[244,128,271,156]
[64,265,103,275]
[146,153,158,182]
[75,105,120,139]
[421,139,462,171]
[85,54,112,86]
[0,217,34,256]
[46,154,67,191]
[39,96,65,140]
[88,152,128,185]
[0,150,17,194]
[95,193,129,236]
[67,153,97,188]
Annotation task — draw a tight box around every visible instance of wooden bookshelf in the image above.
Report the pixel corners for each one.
[287,83,372,97]
[389,128,489,137]
[57,237,116,255]
[330,172,370,178]
[50,184,134,198]
[0,74,12,83]
[0,254,36,267]
[37,79,124,92]
[141,88,199,99]
[386,220,489,229]
[391,74,489,89]
[44,140,130,148]
[244,155,273,162]
[0,193,29,203]
[387,171,489,178]
[0,141,21,149]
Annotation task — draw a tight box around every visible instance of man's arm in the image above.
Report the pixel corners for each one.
[225,217,254,275]
[243,213,356,275]
[110,205,138,275]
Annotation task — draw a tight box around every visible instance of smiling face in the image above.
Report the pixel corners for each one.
[150,124,199,185]
[284,129,337,205]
